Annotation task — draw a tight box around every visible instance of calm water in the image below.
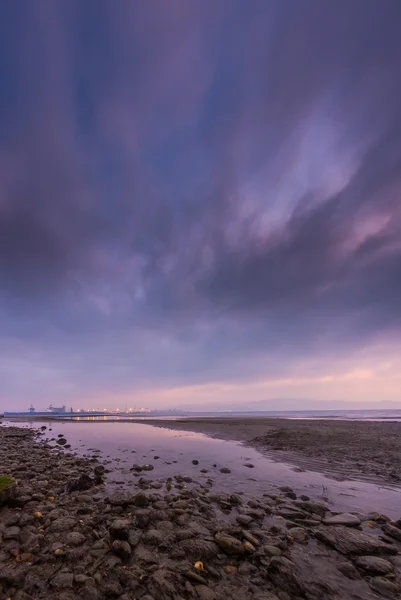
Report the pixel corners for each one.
[5,419,401,519]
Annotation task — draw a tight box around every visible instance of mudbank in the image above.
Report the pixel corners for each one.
[0,425,401,600]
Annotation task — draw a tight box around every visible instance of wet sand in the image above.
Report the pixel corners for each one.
[140,417,401,486]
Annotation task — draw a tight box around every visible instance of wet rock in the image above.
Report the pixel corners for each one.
[134,492,149,507]
[336,561,361,580]
[192,459,199,465]
[368,577,401,598]
[110,519,131,540]
[263,545,282,557]
[315,525,398,556]
[287,526,308,544]
[56,438,67,445]
[65,473,96,492]
[108,491,134,506]
[196,586,217,600]
[268,556,305,597]
[51,572,74,589]
[323,513,361,526]
[185,571,208,585]
[111,539,131,558]
[214,533,245,555]
[65,531,86,546]
[354,556,394,575]
[236,515,253,527]
[49,517,78,532]
[74,574,89,584]
[4,526,21,540]
[176,538,220,559]
[142,464,154,471]
[219,467,231,474]
[135,509,151,529]
[382,522,401,542]
[244,463,254,468]
[295,500,328,517]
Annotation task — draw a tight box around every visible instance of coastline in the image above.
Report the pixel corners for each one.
[1,423,401,599]
[136,417,401,487]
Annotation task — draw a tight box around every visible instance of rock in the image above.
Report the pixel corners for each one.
[268,556,305,597]
[315,525,398,556]
[51,572,74,589]
[336,561,361,580]
[323,513,361,526]
[108,491,134,506]
[0,475,17,506]
[74,574,89,584]
[110,519,131,540]
[196,587,217,600]
[214,533,245,555]
[264,545,282,557]
[176,538,220,560]
[135,509,150,529]
[224,565,237,575]
[50,517,78,532]
[4,526,21,540]
[296,500,328,517]
[382,522,401,542]
[173,500,188,510]
[236,514,253,527]
[134,492,149,507]
[65,531,86,546]
[185,571,208,585]
[369,577,401,598]
[142,464,154,471]
[219,467,231,474]
[244,463,255,468]
[111,539,131,558]
[56,438,67,445]
[354,556,394,575]
[192,460,199,465]
[288,527,309,544]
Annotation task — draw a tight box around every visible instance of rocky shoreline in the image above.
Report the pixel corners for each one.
[1,424,401,600]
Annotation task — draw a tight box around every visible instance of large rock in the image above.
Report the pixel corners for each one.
[295,500,329,517]
[49,517,78,532]
[382,522,401,542]
[315,526,398,556]
[0,475,17,506]
[354,556,394,575]
[323,513,361,527]
[267,556,305,597]
[109,519,131,540]
[214,533,245,555]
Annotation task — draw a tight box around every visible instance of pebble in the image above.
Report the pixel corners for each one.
[219,467,231,474]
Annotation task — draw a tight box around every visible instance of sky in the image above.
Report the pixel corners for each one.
[1,0,401,412]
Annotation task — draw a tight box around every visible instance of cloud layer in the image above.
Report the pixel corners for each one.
[1,0,401,409]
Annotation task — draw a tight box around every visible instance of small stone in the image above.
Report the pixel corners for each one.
[51,572,74,589]
[185,571,207,585]
[56,438,67,445]
[74,574,89,584]
[244,463,254,468]
[192,460,199,465]
[111,539,131,558]
[224,565,237,575]
[219,467,231,474]
[142,464,154,471]
[243,541,256,553]
[50,517,77,532]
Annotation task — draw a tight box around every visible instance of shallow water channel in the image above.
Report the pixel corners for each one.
[7,419,401,519]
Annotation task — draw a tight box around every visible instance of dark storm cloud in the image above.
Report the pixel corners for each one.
[1,0,401,405]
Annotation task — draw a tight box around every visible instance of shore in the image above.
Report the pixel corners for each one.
[138,417,401,486]
[1,423,401,599]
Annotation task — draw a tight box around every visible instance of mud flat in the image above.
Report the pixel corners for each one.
[1,423,401,600]
[141,417,401,486]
